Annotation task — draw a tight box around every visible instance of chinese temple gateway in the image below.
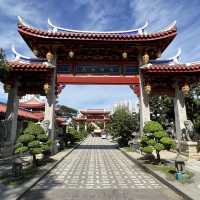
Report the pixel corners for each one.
[2,17,200,154]
[74,109,110,131]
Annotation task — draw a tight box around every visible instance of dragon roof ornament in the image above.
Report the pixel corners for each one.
[149,48,181,65]
[11,45,46,63]
[159,21,177,32]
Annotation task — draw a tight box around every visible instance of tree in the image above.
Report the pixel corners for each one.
[67,127,87,144]
[15,122,52,166]
[150,96,174,128]
[140,121,175,162]
[185,86,200,133]
[0,48,10,79]
[106,107,139,147]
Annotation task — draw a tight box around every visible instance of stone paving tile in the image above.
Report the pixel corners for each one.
[32,137,162,190]
[22,137,182,200]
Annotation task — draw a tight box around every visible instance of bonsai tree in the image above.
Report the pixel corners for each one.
[15,122,52,166]
[140,121,175,162]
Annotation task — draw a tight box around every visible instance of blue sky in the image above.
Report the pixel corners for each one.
[0,0,200,110]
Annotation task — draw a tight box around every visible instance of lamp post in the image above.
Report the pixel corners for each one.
[175,154,185,181]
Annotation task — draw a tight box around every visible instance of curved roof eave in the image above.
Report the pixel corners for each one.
[17,16,177,42]
[47,18,148,35]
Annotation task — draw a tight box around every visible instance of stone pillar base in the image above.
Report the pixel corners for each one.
[0,141,13,158]
[51,141,58,155]
[180,141,200,160]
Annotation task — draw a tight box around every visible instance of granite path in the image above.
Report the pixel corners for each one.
[21,136,182,200]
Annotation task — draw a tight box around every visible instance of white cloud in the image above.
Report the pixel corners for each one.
[0,0,45,25]
[129,0,200,62]
[1,0,200,109]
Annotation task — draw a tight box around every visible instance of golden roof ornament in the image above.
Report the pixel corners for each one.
[142,52,149,65]
[68,50,74,59]
[144,83,151,95]
[46,51,54,63]
[122,51,128,59]
[181,83,190,96]
[43,83,50,94]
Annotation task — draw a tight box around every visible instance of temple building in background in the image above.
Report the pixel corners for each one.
[74,109,110,135]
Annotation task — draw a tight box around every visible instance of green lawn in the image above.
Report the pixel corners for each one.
[147,163,193,184]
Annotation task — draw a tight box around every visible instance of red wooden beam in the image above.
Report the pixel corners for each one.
[57,74,140,85]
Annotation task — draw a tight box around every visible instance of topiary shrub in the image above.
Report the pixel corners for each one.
[143,121,163,133]
[15,122,52,167]
[142,146,154,154]
[140,121,176,162]
[67,127,87,144]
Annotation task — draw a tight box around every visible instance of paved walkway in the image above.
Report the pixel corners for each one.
[21,137,182,200]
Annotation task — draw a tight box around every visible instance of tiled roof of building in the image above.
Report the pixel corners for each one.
[19,97,45,108]
[18,17,177,42]
[141,62,200,73]
[0,103,40,120]
[8,61,51,71]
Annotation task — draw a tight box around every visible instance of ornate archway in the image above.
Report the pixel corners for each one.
[2,17,200,155]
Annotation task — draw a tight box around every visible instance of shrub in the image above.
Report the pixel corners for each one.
[15,122,52,167]
[143,121,163,133]
[140,121,176,162]
[67,127,86,144]
[17,134,35,144]
[160,137,176,150]
[154,130,167,138]
[142,146,154,154]
[148,139,157,146]
[118,137,129,147]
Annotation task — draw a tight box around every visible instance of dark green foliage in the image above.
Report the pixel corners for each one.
[143,146,153,154]
[154,143,164,152]
[185,86,200,134]
[67,127,87,144]
[15,146,28,154]
[141,121,176,162]
[0,48,10,79]
[150,88,200,135]
[37,134,48,142]
[106,107,139,147]
[160,137,176,150]
[17,134,35,144]
[154,130,167,138]
[23,123,44,136]
[15,122,52,166]
[150,96,174,128]
[143,121,163,133]
[148,139,157,146]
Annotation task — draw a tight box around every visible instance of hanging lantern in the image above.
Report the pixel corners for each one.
[68,50,74,58]
[142,52,149,65]
[144,83,151,94]
[122,51,128,59]
[43,83,50,94]
[3,84,11,93]
[46,51,54,63]
[181,83,190,96]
